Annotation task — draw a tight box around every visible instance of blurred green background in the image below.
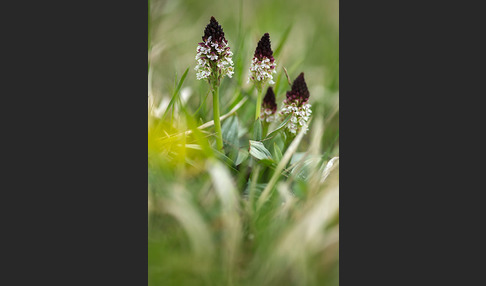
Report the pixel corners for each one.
[149,0,339,285]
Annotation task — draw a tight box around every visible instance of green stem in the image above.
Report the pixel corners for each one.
[255,87,264,120]
[212,84,224,150]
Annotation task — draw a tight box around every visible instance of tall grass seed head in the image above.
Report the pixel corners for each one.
[249,33,277,88]
[280,72,312,134]
[260,87,277,122]
[195,17,234,82]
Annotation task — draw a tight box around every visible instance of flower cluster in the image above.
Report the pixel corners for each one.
[260,87,277,122]
[195,17,234,82]
[280,73,312,134]
[248,33,277,88]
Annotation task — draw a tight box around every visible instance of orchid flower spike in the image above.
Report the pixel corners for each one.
[195,17,234,84]
[279,72,312,134]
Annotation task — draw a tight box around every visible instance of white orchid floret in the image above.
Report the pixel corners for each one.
[280,102,312,134]
[260,107,276,123]
[248,58,277,85]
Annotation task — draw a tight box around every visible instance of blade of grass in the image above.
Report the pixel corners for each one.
[283,67,292,86]
[247,164,261,215]
[273,70,284,99]
[273,24,292,58]
[192,89,211,116]
[163,185,215,260]
[207,160,242,284]
[162,67,189,121]
[256,118,311,210]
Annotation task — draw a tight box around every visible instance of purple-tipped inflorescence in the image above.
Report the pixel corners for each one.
[195,17,234,82]
[280,73,312,134]
[260,87,277,122]
[249,33,277,87]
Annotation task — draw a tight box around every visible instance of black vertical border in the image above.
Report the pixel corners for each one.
[37,0,150,284]
[340,0,486,285]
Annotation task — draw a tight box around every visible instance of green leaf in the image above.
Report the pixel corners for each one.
[273,143,283,162]
[212,148,238,172]
[253,120,262,141]
[235,149,249,166]
[264,115,291,140]
[249,140,273,161]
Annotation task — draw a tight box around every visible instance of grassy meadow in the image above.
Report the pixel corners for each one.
[148,0,339,285]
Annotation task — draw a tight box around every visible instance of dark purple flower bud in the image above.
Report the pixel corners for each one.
[260,87,278,122]
[285,72,310,105]
[262,87,277,113]
[253,33,274,62]
[203,16,226,43]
